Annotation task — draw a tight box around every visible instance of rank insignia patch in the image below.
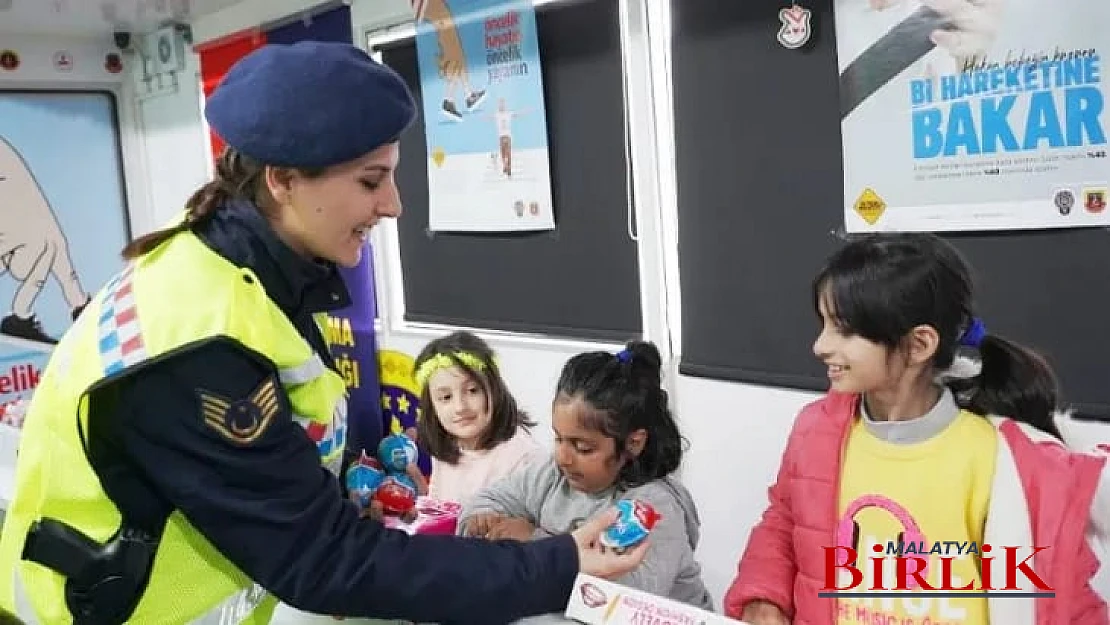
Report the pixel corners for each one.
[199,377,281,444]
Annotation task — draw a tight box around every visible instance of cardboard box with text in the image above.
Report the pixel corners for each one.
[564,574,747,625]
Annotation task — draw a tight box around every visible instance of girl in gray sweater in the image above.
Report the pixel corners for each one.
[458,340,714,612]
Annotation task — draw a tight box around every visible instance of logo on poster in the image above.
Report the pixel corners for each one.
[1084,188,1107,213]
[1054,189,1075,215]
[853,188,886,224]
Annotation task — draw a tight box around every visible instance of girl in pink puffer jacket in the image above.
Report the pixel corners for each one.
[725,233,1108,625]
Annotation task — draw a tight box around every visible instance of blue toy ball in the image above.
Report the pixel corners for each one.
[377,433,418,473]
[346,451,386,508]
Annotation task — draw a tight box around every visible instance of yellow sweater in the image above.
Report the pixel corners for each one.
[836,410,997,625]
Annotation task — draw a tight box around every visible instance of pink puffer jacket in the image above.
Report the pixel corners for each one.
[723,391,1108,625]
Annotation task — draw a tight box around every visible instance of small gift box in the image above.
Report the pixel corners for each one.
[381,496,462,536]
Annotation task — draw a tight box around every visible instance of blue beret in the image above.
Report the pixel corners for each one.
[205,40,416,169]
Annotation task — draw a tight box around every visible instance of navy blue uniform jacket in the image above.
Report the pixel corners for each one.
[106,203,579,623]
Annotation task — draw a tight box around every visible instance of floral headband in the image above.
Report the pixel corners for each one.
[414,351,489,391]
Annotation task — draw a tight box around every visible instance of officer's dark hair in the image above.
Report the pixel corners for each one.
[554,340,687,489]
[121,146,326,259]
[415,331,535,464]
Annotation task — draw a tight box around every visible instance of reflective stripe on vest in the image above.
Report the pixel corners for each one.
[192,584,269,625]
[96,265,344,473]
[97,263,149,375]
[12,572,269,625]
[278,355,328,385]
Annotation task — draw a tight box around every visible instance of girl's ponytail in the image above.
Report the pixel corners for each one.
[949,323,1062,439]
[121,149,245,259]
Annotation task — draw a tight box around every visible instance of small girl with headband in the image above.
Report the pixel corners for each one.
[413,331,541,505]
[458,339,714,610]
[727,233,1108,625]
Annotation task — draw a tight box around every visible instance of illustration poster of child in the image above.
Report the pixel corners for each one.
[0,136,90,346]
[411,0,556,232]
[0,91,130,410]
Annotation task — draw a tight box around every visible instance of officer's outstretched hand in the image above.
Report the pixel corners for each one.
[570,508,649,579]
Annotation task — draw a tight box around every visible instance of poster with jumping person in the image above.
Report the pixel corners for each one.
[411,0,556,232]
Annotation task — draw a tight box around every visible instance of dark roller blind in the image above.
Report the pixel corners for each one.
[671,0,1110,419]
[377,0,642,342]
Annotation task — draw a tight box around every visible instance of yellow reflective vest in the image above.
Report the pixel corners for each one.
[0,228,348,624]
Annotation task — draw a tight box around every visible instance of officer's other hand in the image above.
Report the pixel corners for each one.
[485,517,535,541]
[360,500,386,522]
[570,508,648,579]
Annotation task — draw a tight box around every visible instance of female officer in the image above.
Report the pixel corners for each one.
[0,40,645,625]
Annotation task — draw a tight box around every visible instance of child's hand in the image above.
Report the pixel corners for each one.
[405,462,429,496]
[463,512,506,537]
[485,517,535,541]
[741,600,791,625]
[400,508,419,524]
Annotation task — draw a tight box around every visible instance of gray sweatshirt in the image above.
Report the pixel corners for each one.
[459,455,714,611]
